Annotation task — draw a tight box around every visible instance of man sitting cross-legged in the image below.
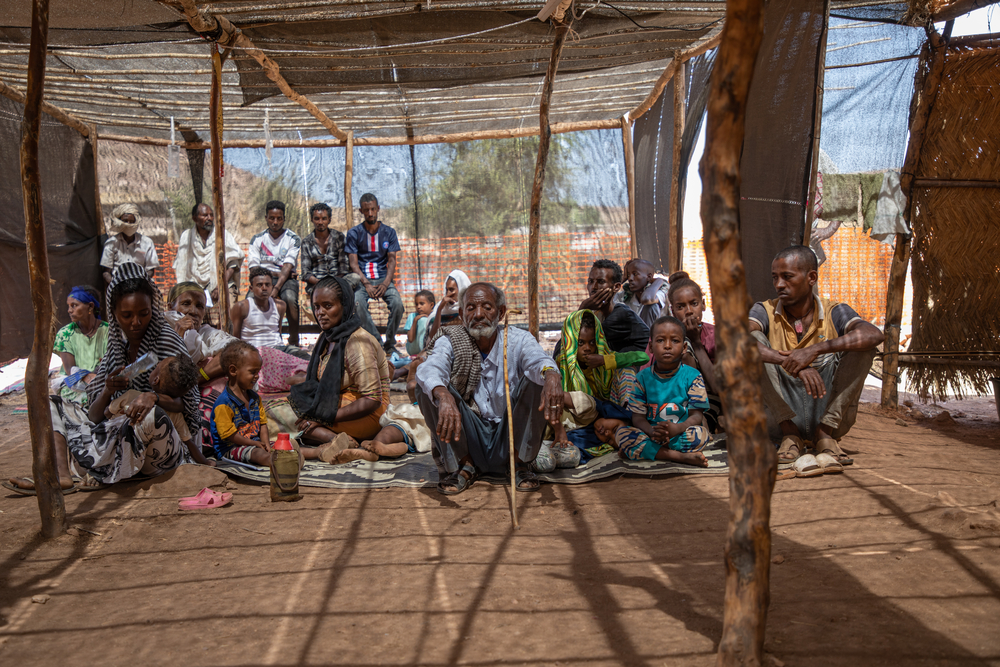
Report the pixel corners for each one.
[750,245,884,472]
[415,282,564,495]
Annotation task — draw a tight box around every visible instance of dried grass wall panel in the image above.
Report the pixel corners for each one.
[908,39,1000,397]
[0,97,102,362]
[739,0,826,304]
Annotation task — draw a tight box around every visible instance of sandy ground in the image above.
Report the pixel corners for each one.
[0,389,998,667]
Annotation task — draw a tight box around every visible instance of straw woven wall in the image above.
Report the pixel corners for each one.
[908,36,1000,397]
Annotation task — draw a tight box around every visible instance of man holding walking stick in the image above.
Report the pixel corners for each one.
[416,283,564,496]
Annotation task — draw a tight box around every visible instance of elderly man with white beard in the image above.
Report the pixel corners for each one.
[416,282,564,495]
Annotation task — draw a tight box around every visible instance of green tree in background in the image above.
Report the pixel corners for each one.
[399,134,600,238]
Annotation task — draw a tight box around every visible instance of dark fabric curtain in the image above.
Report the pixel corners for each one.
[0,97,103,361]
[739,0,827,303]
[633,50,716,273]
[633,79,675,273]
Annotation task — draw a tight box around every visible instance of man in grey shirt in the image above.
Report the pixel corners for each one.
[416,282,564,495]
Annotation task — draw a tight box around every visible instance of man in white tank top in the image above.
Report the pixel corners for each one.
[231,267,286,349]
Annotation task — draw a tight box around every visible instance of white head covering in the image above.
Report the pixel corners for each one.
[429,269,472,322]
[108,203,141,236]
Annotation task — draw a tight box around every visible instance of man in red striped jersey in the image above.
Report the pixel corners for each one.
[346,193,405,354]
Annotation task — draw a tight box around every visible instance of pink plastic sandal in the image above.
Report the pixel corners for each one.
[178,488,232,510]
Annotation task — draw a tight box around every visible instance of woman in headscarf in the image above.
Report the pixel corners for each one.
[426,269,471,341]
[4,264,201,495]
[554,309,649,461]
[53,285,110,405]
[265,277,391,459]
[405,269,472,402]
[99,203,159,286]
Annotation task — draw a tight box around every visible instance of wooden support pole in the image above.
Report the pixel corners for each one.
[96,118,624,150]
[344,130,354,230]
[20,0,66,538]
[210,45,231,332]
[803,0,831,247]
[0,77,91,138]
[669,60,686,274]
[174,0,348,142]
[90,126,105,236]
[881,27,947,410]
[620,115,637,259]
[528,21,570,338]
[912,178,1000,188]
[629,29,724,123]
[698,1,772,664]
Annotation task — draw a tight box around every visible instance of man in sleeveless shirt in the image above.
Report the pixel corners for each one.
[346,193,405,354]
[230,267,309,359]
[749,245,883,468]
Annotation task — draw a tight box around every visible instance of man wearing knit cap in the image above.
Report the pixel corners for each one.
[100,203,159,285]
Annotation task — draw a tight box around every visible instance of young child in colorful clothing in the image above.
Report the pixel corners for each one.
[405,290,436,356]
[616,315,710,466]
[211,340,271,466]
[107,354,214,466]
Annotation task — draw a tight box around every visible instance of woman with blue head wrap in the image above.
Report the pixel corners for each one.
[53,285,111,404]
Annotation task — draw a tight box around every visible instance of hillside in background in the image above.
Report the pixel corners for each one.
[98,141,319,244]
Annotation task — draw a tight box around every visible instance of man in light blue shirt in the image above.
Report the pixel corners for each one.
[416,283,564,495]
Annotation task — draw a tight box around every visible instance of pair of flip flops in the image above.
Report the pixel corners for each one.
[792,452,844,477]
[178,487,232,510]
[1,475,103,496]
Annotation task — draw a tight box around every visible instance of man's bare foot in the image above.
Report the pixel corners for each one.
[332,448,378,464]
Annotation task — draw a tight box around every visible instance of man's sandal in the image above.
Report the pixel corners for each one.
[2,477,78,496]
[815,437,853,466]
[438,462,478,496]
[777,435,804,463]
[514,466,541,493]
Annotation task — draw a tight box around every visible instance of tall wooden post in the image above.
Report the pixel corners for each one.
[528,21,569,338]
[803,0,831,246]
[669,59,687,273]
[881,27,947,409]
[21,0,66,538]
[344,130,354,229]
[210,45,230,331]
[620,115,637,259]
[698,1,772,665]
[91,127,105,237]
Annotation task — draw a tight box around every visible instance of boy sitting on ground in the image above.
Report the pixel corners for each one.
[667,271,723,432]
[621,259,668,329]
[210,340,271,466]
[108,354,214,466]
[618,315,711,467]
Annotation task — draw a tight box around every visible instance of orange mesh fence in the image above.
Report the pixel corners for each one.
[154,232,632,329]
[680,226,896,327]
[154,226,893,330]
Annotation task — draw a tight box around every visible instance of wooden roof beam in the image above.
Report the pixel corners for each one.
[169,0,348,142]
[0,77,90,137]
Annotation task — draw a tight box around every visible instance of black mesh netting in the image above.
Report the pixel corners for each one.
[107,131,628,332]
[0,97,103,361]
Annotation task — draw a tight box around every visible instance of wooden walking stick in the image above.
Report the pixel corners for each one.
[503,308,523,530]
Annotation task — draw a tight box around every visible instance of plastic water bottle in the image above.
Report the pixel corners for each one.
[119,352,157,381]
[269,433,300,502]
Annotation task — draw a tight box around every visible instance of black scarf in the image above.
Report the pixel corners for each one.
[289,277,361,424]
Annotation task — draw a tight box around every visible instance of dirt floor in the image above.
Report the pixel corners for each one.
[0,388,998,667]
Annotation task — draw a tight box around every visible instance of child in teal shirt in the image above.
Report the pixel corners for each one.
[619,315,710,466]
